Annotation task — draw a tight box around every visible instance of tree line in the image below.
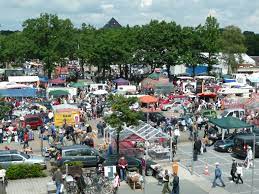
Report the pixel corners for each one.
[0,13,247,79]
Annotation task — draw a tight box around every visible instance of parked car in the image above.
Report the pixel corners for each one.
[22,115,43,130]
[56,145,105,167]
[214,134,235,153]
[220,109,245,119]
[233,134,259,158]
[103,155,141,170]
[0,150,46,169]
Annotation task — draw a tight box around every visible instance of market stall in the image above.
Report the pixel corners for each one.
[209,117,254,140]
[108,121,172,161]
[113,78,129,86]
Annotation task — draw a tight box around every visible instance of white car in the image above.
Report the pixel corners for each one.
[161,101,182,111]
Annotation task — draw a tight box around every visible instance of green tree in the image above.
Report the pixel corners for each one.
[104,95,142,154]
[201,16,221,74]
[182,26,205,76]
[220,25,247,74]
[22,13,76,78]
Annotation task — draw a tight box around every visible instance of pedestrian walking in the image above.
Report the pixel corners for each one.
[171,172,179,194]
[230,159,237,182]
[245,146,253,169]
[23,131,29,149]
[52,168,63,194]
[236,163,243,184]
[162,170,170,194]
[212,162,225,188]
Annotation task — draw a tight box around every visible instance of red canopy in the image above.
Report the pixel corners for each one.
[140,95,158,104]
[49,78,66,84]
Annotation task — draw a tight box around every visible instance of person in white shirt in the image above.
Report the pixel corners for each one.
[236,163,243,184]
[245,146,253,169]
[113,173,120,194]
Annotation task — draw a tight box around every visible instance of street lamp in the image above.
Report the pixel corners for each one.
[251,132,256,194]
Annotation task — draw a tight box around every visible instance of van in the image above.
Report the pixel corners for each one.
[116,85,137,94]
[220,109,245,119]
[233,134,259,158]
[89,84,108,91]
[22,115,43,130]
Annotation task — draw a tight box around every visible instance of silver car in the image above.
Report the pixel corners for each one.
[0,150,46,169]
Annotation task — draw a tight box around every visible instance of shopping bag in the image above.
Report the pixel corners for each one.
[60,184,64,192]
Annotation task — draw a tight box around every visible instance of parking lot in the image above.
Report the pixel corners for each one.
[177,143,259,194]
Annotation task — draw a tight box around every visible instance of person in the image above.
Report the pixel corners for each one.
[171,172,179,194]
[162,170,170,194]
[236,163,243,184]
[113,173,120,194]
[212,162,225,187]
[52,168,63,194]
[230,159,237,182]
[245,146,253,169]
[23,131,29,149]
[118,156,128,181]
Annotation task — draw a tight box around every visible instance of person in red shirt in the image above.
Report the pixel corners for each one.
[23,131,29,149]
[118,156,128,181]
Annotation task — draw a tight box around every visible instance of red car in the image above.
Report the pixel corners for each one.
[22,115,43,130]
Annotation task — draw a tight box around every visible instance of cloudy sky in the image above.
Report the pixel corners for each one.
[0,0,259,32]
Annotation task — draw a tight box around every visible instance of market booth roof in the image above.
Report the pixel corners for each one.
[209,117,253,129]
[109,121,170,141]
[140,95,158,104]
[49,78,66,84]
[113,78,129,85]
[49,90,69,97]
[70,82,85,88]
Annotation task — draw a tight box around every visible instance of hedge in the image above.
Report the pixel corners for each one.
[6,164,46,180]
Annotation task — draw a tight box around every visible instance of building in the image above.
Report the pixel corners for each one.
[103,17,122,29]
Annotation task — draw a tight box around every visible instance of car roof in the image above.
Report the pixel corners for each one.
[224,108,245,111]
[0,150,18,155]
[24,114,40,118]
[234,134,259,140]
[62,145,92,150]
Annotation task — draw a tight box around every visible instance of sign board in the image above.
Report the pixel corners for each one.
[104,166,117,179]
[54,111,79,127]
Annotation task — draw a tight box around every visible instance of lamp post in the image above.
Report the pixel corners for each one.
[251,132,256,194]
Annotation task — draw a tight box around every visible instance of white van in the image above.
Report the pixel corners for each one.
[220,108,245,119]
[116,85,137,94]
[89,84,109,91]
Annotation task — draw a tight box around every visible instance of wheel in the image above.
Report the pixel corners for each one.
[101,182,113,194]
[227,147,233,153]
[166,107,170,111]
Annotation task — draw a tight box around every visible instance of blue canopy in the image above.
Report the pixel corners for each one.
[0,88,36,97]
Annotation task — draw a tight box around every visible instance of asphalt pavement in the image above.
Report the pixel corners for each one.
[177,142,259,194]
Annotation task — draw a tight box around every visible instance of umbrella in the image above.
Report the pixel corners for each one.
[113,78,129,85]
[49,78,66,84]
[148,73,160,80]
[70,82,85,88]
[140,95,158,104]
[49,90,69,97]
[92,90,108,95]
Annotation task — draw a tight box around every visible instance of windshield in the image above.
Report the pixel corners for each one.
[20,152,30,159]
[221,110,228,117]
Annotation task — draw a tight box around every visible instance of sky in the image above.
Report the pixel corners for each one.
[0,0,259,32]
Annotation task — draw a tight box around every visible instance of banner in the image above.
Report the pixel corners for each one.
[54,111,79,127]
